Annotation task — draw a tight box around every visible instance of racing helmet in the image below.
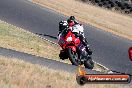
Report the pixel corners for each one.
[67,16,75,23]
[69,16,75,21]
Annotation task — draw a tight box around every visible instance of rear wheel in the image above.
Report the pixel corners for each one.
[68,48,80,66]
[84,57,94,69]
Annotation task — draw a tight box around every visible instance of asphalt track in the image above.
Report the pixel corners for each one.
[0,0,132,75]
[0,47,102,74]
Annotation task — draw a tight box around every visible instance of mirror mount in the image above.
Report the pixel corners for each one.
[128,47,132,61]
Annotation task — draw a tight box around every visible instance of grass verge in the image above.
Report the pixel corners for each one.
[32,0,132,40]
[0,55,131,88]
[0,20,60,60]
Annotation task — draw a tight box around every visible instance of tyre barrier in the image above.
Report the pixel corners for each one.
[80,0,132,14]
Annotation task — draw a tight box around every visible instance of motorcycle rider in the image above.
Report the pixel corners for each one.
[58,16,92,55]
[58,16,78,34]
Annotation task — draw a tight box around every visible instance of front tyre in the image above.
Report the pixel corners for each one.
[84,58,94,69]
[59,50,68,60]
[68,48,80,66]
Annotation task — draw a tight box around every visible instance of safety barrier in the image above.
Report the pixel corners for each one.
[80,0,132,14]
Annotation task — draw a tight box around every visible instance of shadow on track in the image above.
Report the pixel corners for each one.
[36,33,58,39]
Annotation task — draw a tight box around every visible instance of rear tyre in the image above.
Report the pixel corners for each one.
[68,48,80,66]
[84,58,94,69]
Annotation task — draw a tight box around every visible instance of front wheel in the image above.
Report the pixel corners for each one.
[84,58,94,69]
[68,48,80,66]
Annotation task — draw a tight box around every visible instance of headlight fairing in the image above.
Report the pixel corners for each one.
[66,36,72,42]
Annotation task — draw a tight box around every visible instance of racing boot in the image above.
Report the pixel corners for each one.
[86,46,92,55]
[79,35,93,55]
[82,38,92,55]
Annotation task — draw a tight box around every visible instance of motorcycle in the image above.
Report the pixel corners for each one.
[58,28,94,69]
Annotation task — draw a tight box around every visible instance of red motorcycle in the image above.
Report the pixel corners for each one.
[58,29,94,69]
